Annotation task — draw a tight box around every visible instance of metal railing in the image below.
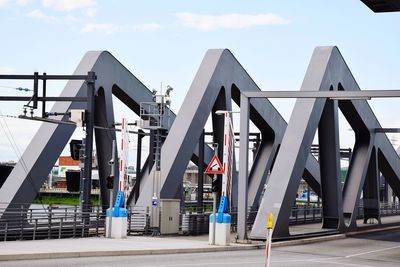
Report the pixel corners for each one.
[0,205,103,241]
[180,213,210,235]
[289,205,323,225]
[40,188,101,194]
[127,206,150,235]
[357,201,400,219]
[379,202,400,216]
[2,201,400,241]
[0,204,150,241]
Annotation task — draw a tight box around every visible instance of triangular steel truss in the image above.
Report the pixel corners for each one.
[0,51,215,217]
[250,46,400,239]
[137,49,321,212]
[2,46,398,242]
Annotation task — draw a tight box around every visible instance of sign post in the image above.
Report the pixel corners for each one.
[106,120,129,239]
[207,111,235,246]
[206,143,223,245]
[212,184,217,245]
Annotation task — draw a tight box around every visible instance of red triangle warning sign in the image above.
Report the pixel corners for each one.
[205,154,225,174]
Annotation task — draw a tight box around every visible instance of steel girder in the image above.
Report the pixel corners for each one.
[361,0,400,12]
[0,51,215,218]
[250,46,400,239]
[135,49,321,214]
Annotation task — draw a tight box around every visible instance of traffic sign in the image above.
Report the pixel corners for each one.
[205,154,225,174]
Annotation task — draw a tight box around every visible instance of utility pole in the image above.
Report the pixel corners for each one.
[139,85,173,235]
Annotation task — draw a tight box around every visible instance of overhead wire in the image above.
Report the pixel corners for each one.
[0,109,151,211]
[0,109,48,213]
[0,85,32,92]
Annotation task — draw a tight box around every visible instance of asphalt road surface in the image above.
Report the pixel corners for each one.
[3,230,400,267]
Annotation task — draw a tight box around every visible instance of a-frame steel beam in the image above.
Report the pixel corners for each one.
[250,46,400,239]
[0,51,213,218]
[135,49,321,217]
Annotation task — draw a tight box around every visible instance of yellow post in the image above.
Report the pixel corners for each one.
[265,212,273,267]
[267,212,273,229]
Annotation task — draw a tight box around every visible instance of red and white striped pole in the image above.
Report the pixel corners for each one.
[119,118,129,204]
[265,212,273,267]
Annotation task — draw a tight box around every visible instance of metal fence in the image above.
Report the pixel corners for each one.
[1,202,400,241]
[0,204,150,241]
[0,205,103,241]
[180,213,210,235]
[357,202,400,219]
[289,205,323,224]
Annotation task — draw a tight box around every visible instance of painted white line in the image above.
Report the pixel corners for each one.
[310,259,373,267]
[271,256,342,263]
[142,261,264,267]
[345,245,400,258]
[271,244,400,266]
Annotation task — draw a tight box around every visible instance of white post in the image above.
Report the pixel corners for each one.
[119,118,129,204]
[212,189,217,245]
[108,189,113,238]
[107,140,116,238]
[265,213,273,267]
[209,143,219,245]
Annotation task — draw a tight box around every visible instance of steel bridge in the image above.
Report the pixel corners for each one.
[0,46,400,242]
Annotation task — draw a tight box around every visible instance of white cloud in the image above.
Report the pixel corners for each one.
[17,0,31,6]
[65,14,81,23]
[133,23,161,32]
[26,9,57,23]
[84,7,96,17]
[175,13,290,31]
[0,66,16,74]
[0,0,30,7]
[0,0,11,7]
[42,0,96,12]
[81,23,119,34]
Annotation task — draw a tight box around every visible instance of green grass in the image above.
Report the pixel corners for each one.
[33,195,101,206]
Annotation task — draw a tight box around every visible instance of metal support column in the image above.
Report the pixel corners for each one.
[318,99,342,229]
[32,72,39,109]
[81,71,96,219]
[238,94,250,241]
[42,72,47,118]
[197,129,205,213]
[135,130,145,202]
[363,147,380,223]
[149,130,155,170]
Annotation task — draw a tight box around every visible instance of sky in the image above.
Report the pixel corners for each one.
[0,0,399,164]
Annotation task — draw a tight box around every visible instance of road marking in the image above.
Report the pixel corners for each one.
[271,244,400,266]
[142,261,264,267]
[309,259,373,267]
[271,256,341,263]
[272,257,372,267]
[344,245,400,259]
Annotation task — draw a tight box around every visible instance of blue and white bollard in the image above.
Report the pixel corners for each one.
[106,191,128,238]
[209,196,231,246]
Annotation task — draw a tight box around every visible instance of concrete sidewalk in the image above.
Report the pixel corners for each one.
[0,233,345,261]
[0,235,265,261]
[2,221,400,262]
